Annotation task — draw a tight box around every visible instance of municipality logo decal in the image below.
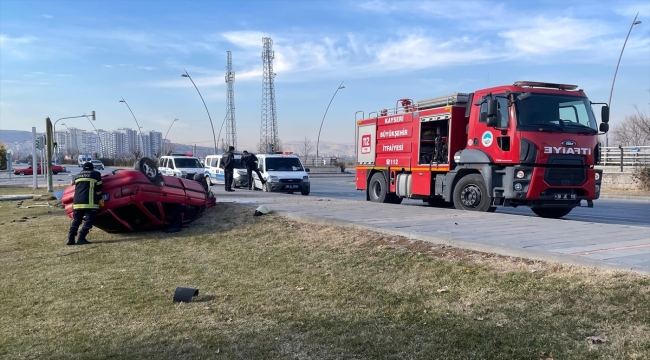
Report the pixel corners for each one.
[481,131,493,147]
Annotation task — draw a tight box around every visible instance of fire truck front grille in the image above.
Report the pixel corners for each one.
[545,168,586,186]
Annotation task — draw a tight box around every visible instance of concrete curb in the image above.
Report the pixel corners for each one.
[278,211,649,275]
[599,194,650,202]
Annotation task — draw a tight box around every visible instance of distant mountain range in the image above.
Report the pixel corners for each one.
[1,129,355,158]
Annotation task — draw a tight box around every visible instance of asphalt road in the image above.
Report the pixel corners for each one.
[309,176,650,228]
[3,168,647,229]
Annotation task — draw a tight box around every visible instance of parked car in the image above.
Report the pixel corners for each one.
[203,154,248,187]
[252,153,310,195]
[13,163,67,175]
[158,154,204,180]
[90,160,105,170]
[62,157,216,233]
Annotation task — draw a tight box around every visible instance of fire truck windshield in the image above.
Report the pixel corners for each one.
[514,93,598,134]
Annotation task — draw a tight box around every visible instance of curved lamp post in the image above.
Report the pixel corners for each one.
[119,97,144,156]
[163,118,178,155]
[181,69,218,155]
[606,12,642,147]
[317,81,345,160]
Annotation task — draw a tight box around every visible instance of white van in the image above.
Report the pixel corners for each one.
[158,155,203,180]
[251,153,310,195]
[203,154,248,187]
[78,154,92,167]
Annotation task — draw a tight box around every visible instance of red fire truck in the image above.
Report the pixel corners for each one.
[355,81,609,218]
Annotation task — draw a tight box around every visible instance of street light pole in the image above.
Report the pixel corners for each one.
[606,12,642,147]
[163,118,178,155]
[317,81,345,160]
[119,97,144,157]
[181,69,218,155]
[82,112,102,158]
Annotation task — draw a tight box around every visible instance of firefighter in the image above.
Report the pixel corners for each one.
[67,161,103,245]
[221,146,235,192]
[241,150,266,190]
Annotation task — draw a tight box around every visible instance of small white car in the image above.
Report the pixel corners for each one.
[203,154,248,187]
[158,155,203,180]
[90,160,105,170]
[252,153,310,195]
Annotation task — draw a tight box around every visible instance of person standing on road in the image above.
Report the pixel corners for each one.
[221,146,236,192]
[67,161,103,245]
[241,150,266,190]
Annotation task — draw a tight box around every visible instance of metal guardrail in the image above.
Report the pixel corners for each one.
[600,146,650,171]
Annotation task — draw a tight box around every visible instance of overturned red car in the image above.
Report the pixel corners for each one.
[62,158,216,233]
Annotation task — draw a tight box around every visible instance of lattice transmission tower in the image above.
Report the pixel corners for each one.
[225,51,237,151]
[260,37,278,153]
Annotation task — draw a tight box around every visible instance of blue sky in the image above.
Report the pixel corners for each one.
[1,0,649,151]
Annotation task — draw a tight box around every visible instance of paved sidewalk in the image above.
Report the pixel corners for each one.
[215,188,650,274]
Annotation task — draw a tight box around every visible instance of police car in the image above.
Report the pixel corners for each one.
[158,154,203,179]
[251,152,310,195]
[203,154,248,187]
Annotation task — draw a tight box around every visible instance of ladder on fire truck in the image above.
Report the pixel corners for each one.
[416,93,470,111]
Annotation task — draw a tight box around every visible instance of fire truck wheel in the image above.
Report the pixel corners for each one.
[531,207,573,219]
[453,174,495,212]
[369,172,391,203]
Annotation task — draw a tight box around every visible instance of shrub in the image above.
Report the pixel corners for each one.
[632,166,650,191]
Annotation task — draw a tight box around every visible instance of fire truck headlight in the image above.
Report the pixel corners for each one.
[514,183,523,191]
[596,184,600,193]
[516,170,525,179]
[595,172,600,181]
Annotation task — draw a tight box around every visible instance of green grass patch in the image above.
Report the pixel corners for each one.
[0,194,648,359]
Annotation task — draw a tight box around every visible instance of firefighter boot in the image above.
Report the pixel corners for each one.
[76,227,92,245]
[66,227,78,246]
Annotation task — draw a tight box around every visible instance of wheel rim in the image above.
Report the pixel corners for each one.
[460,184,482,208]
[372,180,382,199]
[143,163,157,178]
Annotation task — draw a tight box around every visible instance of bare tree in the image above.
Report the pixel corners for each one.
[300,137,313,158]
[611,105,650,146]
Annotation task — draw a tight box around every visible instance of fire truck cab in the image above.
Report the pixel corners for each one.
[355,81,609,218]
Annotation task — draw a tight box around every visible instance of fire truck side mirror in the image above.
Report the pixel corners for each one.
[486,99,498,127]
[599,123,609,133]
[601,105,609,123]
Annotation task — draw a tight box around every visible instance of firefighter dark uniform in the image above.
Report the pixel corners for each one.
[67,162,103,245]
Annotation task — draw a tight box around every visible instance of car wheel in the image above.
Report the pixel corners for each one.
[301,189,310,196]
[53,171,59,175]
[452,174,495,212]
[531,207,573,219]
[134,157,160,182]
[19,172,25,176]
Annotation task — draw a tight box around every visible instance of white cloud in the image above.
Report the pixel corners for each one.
[42,14,53,19]
[222,31,267,48]
[138,66,156,71]
[0,34,37,45]
[499,17,610,55]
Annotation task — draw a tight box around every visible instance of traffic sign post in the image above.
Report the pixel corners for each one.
[46,117,54,192]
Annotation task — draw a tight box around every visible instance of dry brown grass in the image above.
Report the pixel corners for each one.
[0,189,649,359]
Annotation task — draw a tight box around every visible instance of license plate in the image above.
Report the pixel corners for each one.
[284,184,299,189]
[554,193,576,200]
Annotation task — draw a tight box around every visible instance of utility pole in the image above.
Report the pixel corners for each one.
[260,37,278,153]
[32,127,37,189]
[225,51,237,150]
[46,117,53,192]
